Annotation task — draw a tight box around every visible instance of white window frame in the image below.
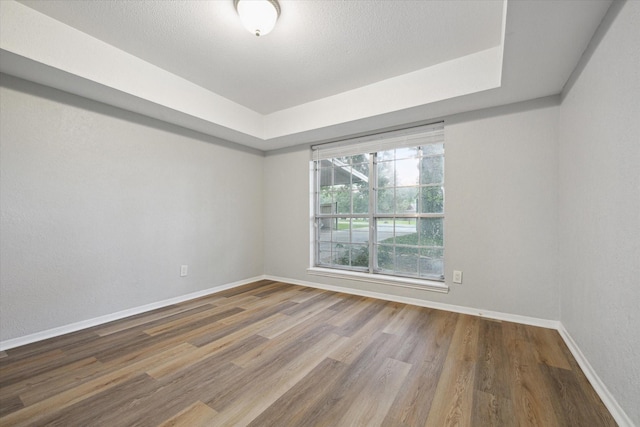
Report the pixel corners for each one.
[308,123,448,293]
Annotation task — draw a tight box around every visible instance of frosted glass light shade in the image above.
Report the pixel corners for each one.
[235,0,280,37]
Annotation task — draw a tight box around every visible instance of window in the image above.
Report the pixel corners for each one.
[311,123,445,286]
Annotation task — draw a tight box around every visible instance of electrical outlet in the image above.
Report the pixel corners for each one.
[180,265,188,277]
[453,270,463,284]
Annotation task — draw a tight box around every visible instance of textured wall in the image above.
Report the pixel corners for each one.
[558,1,640,423]
[0,75,264,341]
[264,98,560,321]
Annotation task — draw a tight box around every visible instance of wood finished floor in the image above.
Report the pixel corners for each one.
[0,280,616,426]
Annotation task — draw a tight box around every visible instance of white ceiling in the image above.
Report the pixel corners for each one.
[17,0,504,114]
[0,0,613,151]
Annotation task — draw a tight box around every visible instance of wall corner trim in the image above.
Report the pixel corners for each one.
[557,324,635,427]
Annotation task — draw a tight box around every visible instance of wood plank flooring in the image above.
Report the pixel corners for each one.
[0,280,616,426]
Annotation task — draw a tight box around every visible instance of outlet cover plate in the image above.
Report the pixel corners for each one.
[453,270,463,284]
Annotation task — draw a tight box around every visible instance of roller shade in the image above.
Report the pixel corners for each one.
[312,122,444,161]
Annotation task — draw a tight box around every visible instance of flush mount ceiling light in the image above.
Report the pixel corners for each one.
[234,0,281,37]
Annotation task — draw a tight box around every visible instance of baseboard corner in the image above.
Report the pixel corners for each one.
[557,323,635,427]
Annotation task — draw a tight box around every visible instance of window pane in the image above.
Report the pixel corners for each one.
[330,243,370,268]
[320,169,334,195]
[378,149,394,161]
[350,154,369,166]
[377,161,394,188]
[376,244,394,271]
[419,247,444,278]
[395,246,419,275]
[420,257,443,278]
[333,166,352,186]
[319,191,333,207]
[333,243,349,266]
[318,241,333,265]
[318,218,333,241]
[376,218,394,243]
[395,158,419,186]
[333,156,351,165]
[319,166,333,187]
[394,218,417,243]
[350,244,369,267]
[419,186,444,213]
[395,187,418,213]
[351,162,370,186]
[396,147,419,160]
[352,218,369,243]
[335,218,351,241]
[352,189,369,214]
[418,217,444,246]
[335,186,351,214]
[420,247,444,258]
[376,188,394,214]
[420,156,444,184]
[421,143,444,156]
[349,153,370,165]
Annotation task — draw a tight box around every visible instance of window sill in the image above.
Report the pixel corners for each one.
[307,267,449,294]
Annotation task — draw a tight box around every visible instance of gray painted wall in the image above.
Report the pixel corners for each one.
[558,1,640,423]
[0,75,265,341]
[264,98,560,321]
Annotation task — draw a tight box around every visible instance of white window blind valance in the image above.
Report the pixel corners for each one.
[312,122,444,161]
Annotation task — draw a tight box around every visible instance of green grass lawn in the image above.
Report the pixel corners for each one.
[337,220,369,230]
[381,233,443,253]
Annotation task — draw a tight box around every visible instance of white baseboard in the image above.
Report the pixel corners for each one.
[264,274,560,329]
[0,275,264,351]
[558,325,634,427]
